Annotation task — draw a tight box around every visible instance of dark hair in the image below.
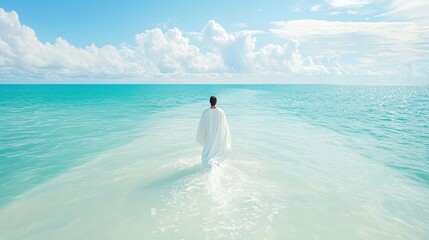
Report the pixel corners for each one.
[210,96,217,106]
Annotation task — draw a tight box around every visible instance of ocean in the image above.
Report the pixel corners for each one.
[0,84,428,239]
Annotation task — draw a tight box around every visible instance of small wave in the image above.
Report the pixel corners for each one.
[144,157,285,239]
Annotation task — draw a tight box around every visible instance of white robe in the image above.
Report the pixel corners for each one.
[196,107,231,167]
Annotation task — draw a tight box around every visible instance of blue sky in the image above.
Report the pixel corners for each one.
[0,0,428,83]
[1,0,382,47]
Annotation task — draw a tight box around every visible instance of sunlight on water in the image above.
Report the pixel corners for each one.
[0,85,428,239]
[144,157,284,239]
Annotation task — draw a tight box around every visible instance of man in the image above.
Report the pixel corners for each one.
[196,96,231,167]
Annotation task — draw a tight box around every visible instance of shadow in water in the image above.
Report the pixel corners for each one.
[140,164,205,190]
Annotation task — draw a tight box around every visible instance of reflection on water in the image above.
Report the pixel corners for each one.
[144,157,284,239]
[0,85,428,239]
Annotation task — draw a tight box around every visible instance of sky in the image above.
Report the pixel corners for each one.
[0,0,428,84]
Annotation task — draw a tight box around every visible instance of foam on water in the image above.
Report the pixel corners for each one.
[143,157,284,239]
[1,85,428,239]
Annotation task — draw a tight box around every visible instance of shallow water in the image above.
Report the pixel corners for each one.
[0,84,428,239]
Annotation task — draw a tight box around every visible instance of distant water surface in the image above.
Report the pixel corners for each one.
[0,84,428,239]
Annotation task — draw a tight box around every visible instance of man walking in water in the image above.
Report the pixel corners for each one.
[196,96,231,167]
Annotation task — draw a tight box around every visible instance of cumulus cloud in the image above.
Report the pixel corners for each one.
[0,7,428,83]
[0,8,154,77]
[202,20,235,46]
[202,21,255,72]
[0,8,331,81]
[0,8,226,79]
[200,20,327,74]
[253,40,332,74]
[135,27,222,73]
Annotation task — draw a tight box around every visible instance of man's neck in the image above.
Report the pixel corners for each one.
[210,106,216,109]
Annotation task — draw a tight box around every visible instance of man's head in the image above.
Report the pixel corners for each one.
[210,96,217,107]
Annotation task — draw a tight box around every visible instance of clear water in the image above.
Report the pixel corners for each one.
[0,84,428,239]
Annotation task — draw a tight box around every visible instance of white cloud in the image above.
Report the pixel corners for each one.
[0,8,428,83]
[186,31,204,41]
[270,19,429,76]
[0,8,223,78]
[325,0,373,8]
[381,0,429,23]
[270,20,422,40]
[202,21,254,72]
[135,28,222,73]
[253,40,333,74]
[0,8,155,76]
[292,5,303,12]
[270,19,428,57]
[310,5,322,12]
[201,21,325,74]
[202,20,235,46]
[235,22,248,28]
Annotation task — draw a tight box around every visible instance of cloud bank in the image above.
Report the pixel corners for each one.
[0,6,428,83]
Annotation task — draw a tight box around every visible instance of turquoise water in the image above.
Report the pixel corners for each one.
[0,84,428,239]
